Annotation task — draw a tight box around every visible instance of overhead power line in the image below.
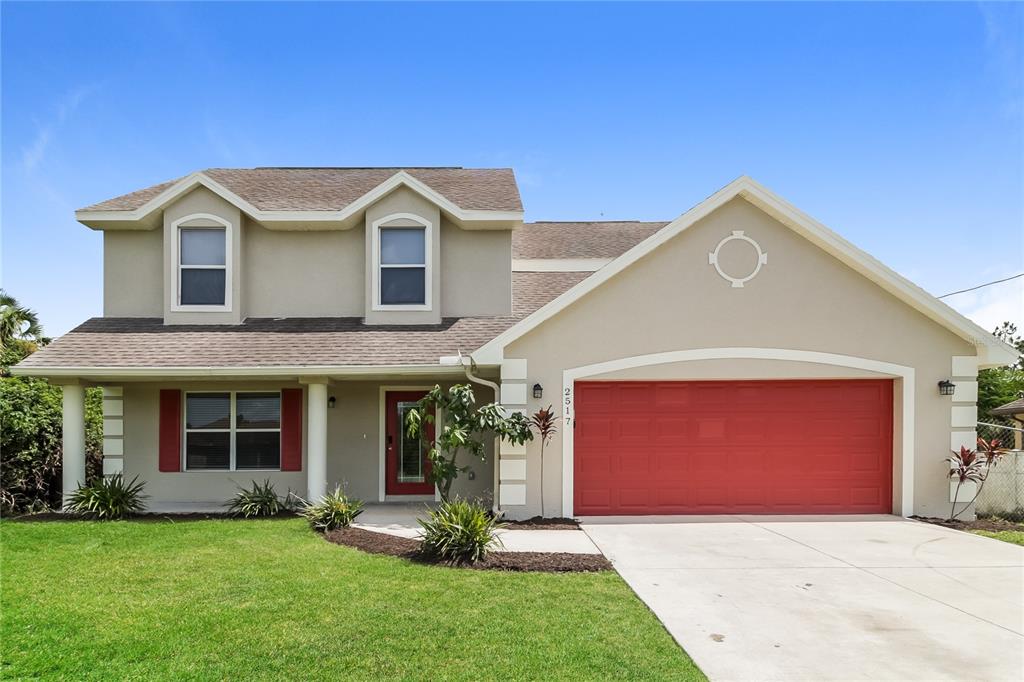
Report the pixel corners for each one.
[937,272,1024,299]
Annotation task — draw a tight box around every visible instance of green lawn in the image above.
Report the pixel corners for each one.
[0,518,704,681]
[971,529,1024,546]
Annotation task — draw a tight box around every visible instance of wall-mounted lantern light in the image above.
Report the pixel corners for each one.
[533,383,543,399]
[328,396,337,408]
[938,380,956,396]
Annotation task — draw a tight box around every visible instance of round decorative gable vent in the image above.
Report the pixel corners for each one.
[708,230,768,288]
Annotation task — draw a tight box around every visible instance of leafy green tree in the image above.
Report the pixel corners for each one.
[405,384,533,501]
[0,293,101,513]
[0,290,48,364]
[978,322,1024,420]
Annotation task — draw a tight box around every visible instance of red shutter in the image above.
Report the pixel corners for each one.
[281,388,303,471]
[158,389,182,472]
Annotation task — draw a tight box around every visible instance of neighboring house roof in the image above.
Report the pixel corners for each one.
[81,167,523,213]
[991,396,1024,418]
[513,221,669,259]
[474,176,1021,368]
[15,273,586,375]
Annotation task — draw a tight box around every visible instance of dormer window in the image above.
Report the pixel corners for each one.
[372,213,432,310]
[171,214,232,311]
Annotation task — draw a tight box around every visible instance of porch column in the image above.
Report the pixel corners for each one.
[61,383,86,508]
[306,381,328,502]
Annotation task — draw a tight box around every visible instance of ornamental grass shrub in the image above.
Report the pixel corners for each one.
[302,485,364,531]
[65,474,147,520]
[418,498,504,563]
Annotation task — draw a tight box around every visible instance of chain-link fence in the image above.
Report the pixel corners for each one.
[975,421,1024,521]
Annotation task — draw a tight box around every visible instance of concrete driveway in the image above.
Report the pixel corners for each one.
[581,515,1023,681]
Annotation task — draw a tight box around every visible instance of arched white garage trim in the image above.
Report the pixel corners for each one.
[561,348,915,518]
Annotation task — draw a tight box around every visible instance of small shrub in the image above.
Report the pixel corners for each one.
[418,498,504,563]
[226,479,284,518]
[301,485,364,531]
[65,474,147,520]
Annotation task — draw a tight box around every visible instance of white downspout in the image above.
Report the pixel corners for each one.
[448,351,503,515]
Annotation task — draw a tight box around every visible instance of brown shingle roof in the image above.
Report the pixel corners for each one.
[513,221,669,259]
[991,397,1024,417]
[17,272,586,370]
[81,167,523,213]
[512,272,592,316]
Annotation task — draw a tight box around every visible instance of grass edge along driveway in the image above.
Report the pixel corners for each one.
[1,517,704,681]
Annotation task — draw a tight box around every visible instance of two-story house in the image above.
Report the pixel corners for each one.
[14,168,1016,518]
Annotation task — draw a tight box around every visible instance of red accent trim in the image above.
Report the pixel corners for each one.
[280,389,303,471]
[574,379,894,515]
[385,391,435,495]
[158,390,182,472]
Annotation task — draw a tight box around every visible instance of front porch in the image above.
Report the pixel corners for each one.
[54,375,504,513]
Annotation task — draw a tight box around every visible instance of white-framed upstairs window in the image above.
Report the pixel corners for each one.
[183,391,281,471]
[171,213,232,312]
[372,213,432,311]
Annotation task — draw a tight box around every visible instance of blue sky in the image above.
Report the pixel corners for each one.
[2,1,1021,337]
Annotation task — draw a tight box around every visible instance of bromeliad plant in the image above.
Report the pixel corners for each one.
[530,405,559,518]
[301,485,364,531]
[226,479,285,518]
[946,438,1007,520]
[418,497,505,563]
[65,474,147,520]
[405,384,533,501]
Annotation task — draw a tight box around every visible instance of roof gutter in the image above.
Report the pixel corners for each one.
[9,363,471,380]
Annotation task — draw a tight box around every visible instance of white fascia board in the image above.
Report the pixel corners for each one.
[9,364,469,379]
[75,171,523,231]
[472,175,1017,366]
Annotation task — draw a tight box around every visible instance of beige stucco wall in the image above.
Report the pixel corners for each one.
[103,230,163,316]
[441,217,512,316]
[103,184,515,323]
[504,197,976,520]
[243,217,364,317]
[120,379,494,510]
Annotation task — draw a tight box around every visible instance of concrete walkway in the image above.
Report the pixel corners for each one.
[581,515,1024,682]
[354,503,601,554]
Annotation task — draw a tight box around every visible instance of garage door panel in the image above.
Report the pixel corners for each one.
[729,448,767,473]
[574,379,893,515]
[654,383,693,407]
[615,416,654,441]
[696,418,727,439]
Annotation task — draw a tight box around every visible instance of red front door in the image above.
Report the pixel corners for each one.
[574,379,893,515]
[385,391,435,496]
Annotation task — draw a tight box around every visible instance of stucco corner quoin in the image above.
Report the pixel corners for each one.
[468,176,1018,368]
[557,348,917,519]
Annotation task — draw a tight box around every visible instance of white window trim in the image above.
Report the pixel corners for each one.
[182,390,282,472]
[371,213,432,312]
[170,213,233,313]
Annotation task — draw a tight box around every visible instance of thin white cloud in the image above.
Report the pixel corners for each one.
[977,1,1024,119]
[946,277,1024,332]
[21,84,95,173]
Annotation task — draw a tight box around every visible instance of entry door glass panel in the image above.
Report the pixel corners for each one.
[398,401,425,483]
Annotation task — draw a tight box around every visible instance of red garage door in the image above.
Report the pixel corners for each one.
[574,380,893,515]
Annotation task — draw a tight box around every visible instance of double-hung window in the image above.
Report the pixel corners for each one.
[184,392,281,470]
[375,215,430,308]
[174,215,230,309]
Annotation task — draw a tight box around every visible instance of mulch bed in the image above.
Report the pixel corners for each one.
[912,516,1024,533]
[503,516,580,530]
[8,511,299,523]
[323,527,611,572]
